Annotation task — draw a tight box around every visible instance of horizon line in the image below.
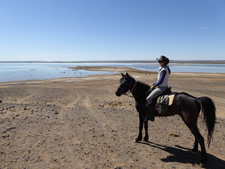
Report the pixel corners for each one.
[1,60,225,64]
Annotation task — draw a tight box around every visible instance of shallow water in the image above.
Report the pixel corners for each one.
[0,63,113,82]
[0,62,225,82]
[132,63,225,73]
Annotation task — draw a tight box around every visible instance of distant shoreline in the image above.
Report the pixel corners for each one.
[1,60,225,64]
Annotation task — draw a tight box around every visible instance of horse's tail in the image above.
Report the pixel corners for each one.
[196,97,216,147]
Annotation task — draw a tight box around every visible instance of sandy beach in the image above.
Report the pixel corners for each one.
[0,67,225,169]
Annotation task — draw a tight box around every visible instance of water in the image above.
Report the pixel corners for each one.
[0,62,225,83]
[0,63,113,83]
[131,63,225,73]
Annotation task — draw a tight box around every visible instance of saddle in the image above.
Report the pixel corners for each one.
[145,87,175,114]
[155,94,175,114]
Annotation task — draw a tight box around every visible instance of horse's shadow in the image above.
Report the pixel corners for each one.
[140,141,225,168]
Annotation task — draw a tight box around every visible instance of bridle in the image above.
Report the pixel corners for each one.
[121,79,137,98]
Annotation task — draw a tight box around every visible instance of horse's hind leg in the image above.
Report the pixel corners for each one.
[185,122,208,163]
[191,126,208,164]
[192,138,198,152]
[180,112,208,164]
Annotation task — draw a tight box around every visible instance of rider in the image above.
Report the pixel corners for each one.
[146,55,171,121]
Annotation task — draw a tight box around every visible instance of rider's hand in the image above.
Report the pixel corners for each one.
[150,83,155,90]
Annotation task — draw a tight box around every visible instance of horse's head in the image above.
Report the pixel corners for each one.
[115,72,135,97]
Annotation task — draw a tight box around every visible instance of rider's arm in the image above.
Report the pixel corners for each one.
[153,70,167,87]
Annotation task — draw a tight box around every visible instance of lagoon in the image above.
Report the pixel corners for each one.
[0,62,225,83]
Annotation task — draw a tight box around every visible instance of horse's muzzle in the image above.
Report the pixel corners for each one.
[115,86,124,97]
[115,91,122,97]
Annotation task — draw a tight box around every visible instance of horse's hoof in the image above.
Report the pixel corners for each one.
[143,138,149,142]
[199,161,207,168]
[134,138,141,143]
[199,158,208,168]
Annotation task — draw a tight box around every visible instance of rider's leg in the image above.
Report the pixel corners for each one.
[146,87,167,121]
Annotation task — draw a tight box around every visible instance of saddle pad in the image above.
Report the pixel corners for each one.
[156,94,175,114]
[168,94,175,106]
[157,94,175,106]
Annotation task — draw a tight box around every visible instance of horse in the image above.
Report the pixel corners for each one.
[115,72,216,165]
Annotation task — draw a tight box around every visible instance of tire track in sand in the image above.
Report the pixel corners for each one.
[82,92,120,134]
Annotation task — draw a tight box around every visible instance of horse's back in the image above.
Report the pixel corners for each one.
[176,93,200,112]
[156,92,200,117]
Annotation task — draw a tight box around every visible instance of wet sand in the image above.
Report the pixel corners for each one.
[0,67,225,168]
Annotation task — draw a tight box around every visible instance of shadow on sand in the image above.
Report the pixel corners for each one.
[140,141,225,169]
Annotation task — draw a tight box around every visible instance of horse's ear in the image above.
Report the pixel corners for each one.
[126,72,131,78]
[121,73,125,76]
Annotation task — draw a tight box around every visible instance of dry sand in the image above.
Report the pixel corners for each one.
[0,67,225,169]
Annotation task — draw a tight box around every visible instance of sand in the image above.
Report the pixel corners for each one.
[0,67,225,169]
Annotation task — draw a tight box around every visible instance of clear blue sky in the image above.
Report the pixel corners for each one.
[0,0,224,61]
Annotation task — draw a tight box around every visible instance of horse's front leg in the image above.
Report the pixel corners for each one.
[144,120,149,142]
[134,113,144,142]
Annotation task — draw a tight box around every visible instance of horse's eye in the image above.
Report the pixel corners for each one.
[123,81,129,85]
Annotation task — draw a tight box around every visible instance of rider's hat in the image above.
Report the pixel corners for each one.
[156,55,169,64]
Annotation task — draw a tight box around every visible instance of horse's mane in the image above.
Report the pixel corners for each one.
[137,81,150,89]
[135,81,150,96]
[128,75,150,93]
[127,74,150,89]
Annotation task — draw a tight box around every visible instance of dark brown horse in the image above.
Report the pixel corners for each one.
[115,73,216,165]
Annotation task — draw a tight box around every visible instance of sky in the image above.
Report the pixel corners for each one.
[0,0,225,61]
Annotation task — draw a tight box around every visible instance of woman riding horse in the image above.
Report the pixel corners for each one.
[146,55,171,121]
[115,72,216,165]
